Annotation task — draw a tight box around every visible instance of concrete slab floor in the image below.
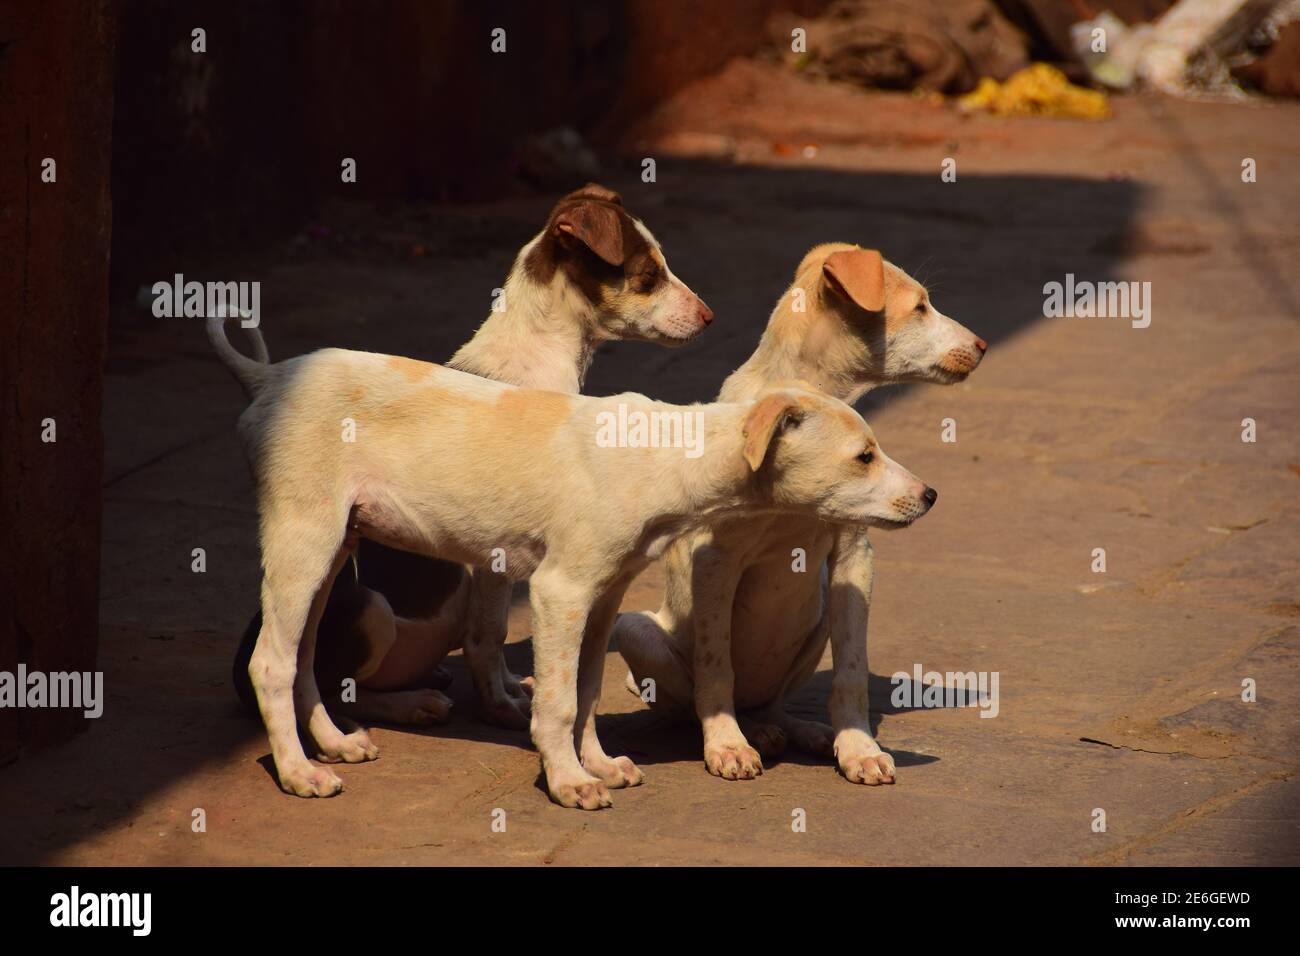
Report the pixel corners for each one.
[1,71,1297,865]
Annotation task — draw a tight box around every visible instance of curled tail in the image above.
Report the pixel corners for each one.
[206,312,270,398]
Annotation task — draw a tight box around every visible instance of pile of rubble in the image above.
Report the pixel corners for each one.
[767,0,1300,105]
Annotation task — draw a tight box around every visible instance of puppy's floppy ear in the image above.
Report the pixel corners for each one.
[742,392,805,472]
[554,200,626,266]
[822,248,885,312]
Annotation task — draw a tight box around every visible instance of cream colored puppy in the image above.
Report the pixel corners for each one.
[615,243,986,785]
[224,345,933,807]
[227,183,713,733]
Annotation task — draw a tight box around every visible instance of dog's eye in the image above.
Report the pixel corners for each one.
[633,267,661,291]
[858,451,874,465]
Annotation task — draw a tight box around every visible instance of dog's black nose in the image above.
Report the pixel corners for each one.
[922,487,938,508]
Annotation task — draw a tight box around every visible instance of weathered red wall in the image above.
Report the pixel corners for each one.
[108,0,819,295]
[0,1,117,760]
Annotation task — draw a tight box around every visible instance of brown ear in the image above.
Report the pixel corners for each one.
[742,392,804,471]
[564,182,623,206]
[822,248,885,312]
[554,201,626,266]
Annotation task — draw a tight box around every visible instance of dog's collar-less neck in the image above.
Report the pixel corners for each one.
[449,271,600,394]
[735,344,878,408]
[725,285,884,408]
[685,405,764,509]
[799,294,884,404]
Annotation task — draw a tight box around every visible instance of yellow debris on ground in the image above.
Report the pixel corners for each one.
[958,63,1110,119]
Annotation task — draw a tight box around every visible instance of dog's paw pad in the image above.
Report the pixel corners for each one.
[746,723,787,758]
[318,730,380,764]
[400,689,453,724]
[704,744,764,781]
[550,775,613,810]
[787,720,836,757]
[282,765,344,798]
[343,730,381,762]
[482,696,530,731]
[584,754,644,789]
[500,669,535,701]
[840,751,896,786]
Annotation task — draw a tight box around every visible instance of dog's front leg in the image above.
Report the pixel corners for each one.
[691,544,763,780]
[826,527,895,785]
[462,568,529,729]
[575,583,643,789]
[528,564,612,810]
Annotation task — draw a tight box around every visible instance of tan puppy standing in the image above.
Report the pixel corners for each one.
[216,341,935,806]
[615,243,986,784]
[226,184,714,732]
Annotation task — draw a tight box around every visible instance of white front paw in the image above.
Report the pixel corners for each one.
[834,731,896,786]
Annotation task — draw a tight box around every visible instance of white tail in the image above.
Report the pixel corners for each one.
[206,309,270,397]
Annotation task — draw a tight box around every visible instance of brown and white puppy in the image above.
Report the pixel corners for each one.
[227,184,713,731]
[217,345,933,805]
[614,243,985,785]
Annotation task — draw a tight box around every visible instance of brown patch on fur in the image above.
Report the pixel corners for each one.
[386,355,437,382]
[833,406,866,435]
[375,380,482,434]
[492,387,573,443]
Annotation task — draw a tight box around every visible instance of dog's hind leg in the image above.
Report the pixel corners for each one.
[249,509,373,797]
[611,610,694,715]
[335,687,453,725]
[747,706,834,758]
[297,547,381,766]
[736,712,791,759]
[576,585,643,789]
[742,613,837,760]
[463,568,531,729]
